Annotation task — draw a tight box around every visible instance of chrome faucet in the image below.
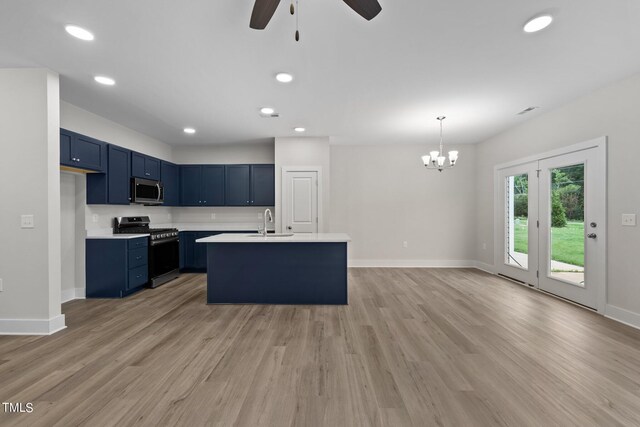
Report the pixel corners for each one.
[262,208,273,236]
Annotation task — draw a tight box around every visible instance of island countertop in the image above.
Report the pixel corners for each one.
[196,233,351,243]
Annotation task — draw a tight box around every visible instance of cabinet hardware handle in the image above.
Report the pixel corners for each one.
[136,256,142,260]
[136,274,142,278]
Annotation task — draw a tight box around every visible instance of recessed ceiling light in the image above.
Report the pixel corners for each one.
[276,73,294,83]
[65,25,94,41]
[260,107,275,115]
[94,75,115,86]
[523,15,553,33]
[183,127,196,134]
[294,127,306,132]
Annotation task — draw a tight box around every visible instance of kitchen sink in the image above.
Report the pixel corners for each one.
[246,233,294,237]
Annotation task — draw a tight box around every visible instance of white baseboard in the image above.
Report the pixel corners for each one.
[0,314,66,335]
[605,304,640,331]
[349,259,477,268]
[473,261,495,274]
[61,287,86,303]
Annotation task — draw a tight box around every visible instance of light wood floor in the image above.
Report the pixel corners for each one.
[2,269,640,426]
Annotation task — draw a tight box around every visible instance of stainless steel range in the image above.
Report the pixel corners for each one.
[114,216,180,288]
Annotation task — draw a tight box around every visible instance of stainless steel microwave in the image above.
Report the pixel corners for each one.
[131,177,164,205]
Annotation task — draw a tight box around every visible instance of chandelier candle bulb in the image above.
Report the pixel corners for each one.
[430,151,440,161]
[421,155,431,166]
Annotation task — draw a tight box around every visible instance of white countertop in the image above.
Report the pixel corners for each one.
[196,233,351,243]
[86,234,149,240]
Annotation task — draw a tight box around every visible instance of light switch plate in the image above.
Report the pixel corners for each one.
[21,214,34,228]
[622,214,637,226]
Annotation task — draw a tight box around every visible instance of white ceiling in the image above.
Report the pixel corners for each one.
[1,1,640,146]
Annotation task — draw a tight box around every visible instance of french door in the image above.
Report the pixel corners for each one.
[496,143,606,310]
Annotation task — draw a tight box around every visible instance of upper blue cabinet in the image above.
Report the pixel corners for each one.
[60,128,107,172]
[225,164,274,206]
[131,152,160,180]
[161,161,179,206]
[179,165,225,206]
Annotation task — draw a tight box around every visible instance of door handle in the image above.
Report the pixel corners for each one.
[587,233,597,239]
[287,226,292,230]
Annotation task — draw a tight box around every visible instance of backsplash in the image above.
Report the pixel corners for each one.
[85,204,275,232]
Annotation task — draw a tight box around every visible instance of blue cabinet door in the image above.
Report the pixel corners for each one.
[225,165,251,206]
[131,152,146,178]
[251,165,275,206]
[74,134,107,172]
[146,156,161,180]
[60,129,74,166]
[202,165,225,206]
[161,161,179,206]
[180,165,202,206]
[108,145,131,204]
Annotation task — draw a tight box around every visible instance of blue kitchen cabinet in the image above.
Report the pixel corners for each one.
[60,128,107,172]
[86,237,148,298]
[251,164,275,206]
[87,144,131,205]
[181,231,220,272]
[179,165,225,206]
[180,231,253,272]
[225,165,251,206]
[161,161,179,206]
[225,164,275,206]
[132,152,161,180]
[202,166,225,206]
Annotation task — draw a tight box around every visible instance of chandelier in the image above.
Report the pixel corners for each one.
[421,116,458,172]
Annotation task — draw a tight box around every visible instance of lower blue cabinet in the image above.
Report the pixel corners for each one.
[86,237,149,298]
[180,231,253,272]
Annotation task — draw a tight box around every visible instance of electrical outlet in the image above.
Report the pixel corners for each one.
[21,215,34,228]
[0,278,3,292]
[403,241,408,248]
[622,214,636,226]
[168,213,172,220]
[211,213,216,220]
[92,214,99,223]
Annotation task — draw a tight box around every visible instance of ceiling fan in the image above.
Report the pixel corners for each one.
[250,0,382,39]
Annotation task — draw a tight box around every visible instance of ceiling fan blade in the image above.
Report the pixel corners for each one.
[250,0,282,29]
[342,0,382,21]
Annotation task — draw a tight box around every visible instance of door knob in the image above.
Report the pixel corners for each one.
[287,226,292,230]
[587,233,597,239]
[590,222,597,228]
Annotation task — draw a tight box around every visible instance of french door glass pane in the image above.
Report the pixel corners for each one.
[549,164,585,286]
[505,174,528,269]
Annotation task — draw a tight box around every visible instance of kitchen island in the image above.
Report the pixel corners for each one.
[196,233,351,304]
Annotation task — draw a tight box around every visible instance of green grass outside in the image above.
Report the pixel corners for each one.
[513,219,584,267]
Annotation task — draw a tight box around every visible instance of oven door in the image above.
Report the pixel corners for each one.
[149,238,180,287]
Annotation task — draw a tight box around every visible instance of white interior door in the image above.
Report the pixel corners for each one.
[496,162,539,285]
[538,148,605,309]
[283,170,318,233]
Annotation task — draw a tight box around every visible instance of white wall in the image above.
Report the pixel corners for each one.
[275,137,331,233]
[172,143,274,164]
[330,144,477,265]
[0,68,64,334]
[474,71,640,320]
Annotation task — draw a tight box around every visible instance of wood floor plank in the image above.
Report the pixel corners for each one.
[2,268,640,426]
